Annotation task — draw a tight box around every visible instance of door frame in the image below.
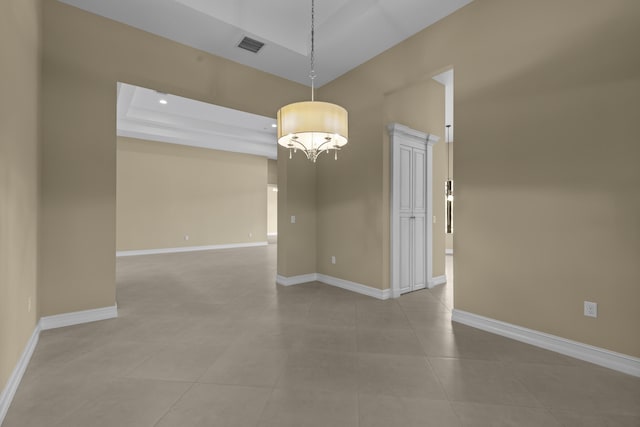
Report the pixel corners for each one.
[388,123,439,298]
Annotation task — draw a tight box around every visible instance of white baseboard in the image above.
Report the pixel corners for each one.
[116,242,268,257]
[428,275,447,289]
[0,325,40,425]
[452,309,640,377]
[276,273,391,300]
[446,249,454,255]
[40,304,118,330]
[317,274,391,300]
[276,273,318,287]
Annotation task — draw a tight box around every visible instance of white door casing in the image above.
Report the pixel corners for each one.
[389,123,439,298]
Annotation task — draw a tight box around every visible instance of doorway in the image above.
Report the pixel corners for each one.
[389,123,440,298]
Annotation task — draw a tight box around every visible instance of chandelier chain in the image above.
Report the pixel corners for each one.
[310,0,316,101]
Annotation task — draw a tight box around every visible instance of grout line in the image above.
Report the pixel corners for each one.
[151,381,197,427]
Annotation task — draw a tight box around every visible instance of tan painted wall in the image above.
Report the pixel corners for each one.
[267,160,278,236]
[40,1,309,317]
[116,138,267,250]
[0,0,40,392]
[277,147,317,277]
[267,159,277,185]
[320,0,640,356]
[267,185,278,236]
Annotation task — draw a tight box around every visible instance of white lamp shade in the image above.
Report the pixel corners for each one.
[277,101,348,152]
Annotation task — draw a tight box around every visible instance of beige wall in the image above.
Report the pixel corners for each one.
[319,0,640,356]
[267,185,278,236]
[277,147,317,277]
[117,137,267,250]
[40,0,309,317]
[267,160,278,236]
[0,0,40,392]
[267,159,277,185]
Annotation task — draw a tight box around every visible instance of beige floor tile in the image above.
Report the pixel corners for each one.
[52,378,191,427]
[357,327,424,355]
[2,373,108,427]
[199,343,288,387]
[306,298,357,326]
[5,247,638,427]
[155,383,272,427]
[453,402,563,427]
[17,335,97,378]
[306,306,357,328]
[289,324,358,353]
[258,388,358,427]
[416,325,502,360]
[357,353,447,399]
[397,290,450,312]
[357,308,413,330]
[277,350,358,392]
[126,342,225,381]
[550,410,640,427]
[259,301,311,322]
[231,322,308,351]
[508,362,640,416]
[404,307,454,330]
[429,358,543,407]
[356,299,406,316]
[452,402,562,426]
[358,393,462,427]
[492,339,582,366]
[52,339,166,378]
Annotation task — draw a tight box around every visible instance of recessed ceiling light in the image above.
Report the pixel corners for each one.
[271,124,277,128]
[159,99,168,105]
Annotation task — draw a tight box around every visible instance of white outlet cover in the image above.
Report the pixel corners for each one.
[291,215,296,224]
[584,301,598,318]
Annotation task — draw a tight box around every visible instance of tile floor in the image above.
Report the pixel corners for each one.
[4,245,640,426]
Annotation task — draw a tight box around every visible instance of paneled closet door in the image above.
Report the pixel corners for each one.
[398,144,426,294]
[389,123,439,299]
[412,148,426,291]
[398,145,414,294]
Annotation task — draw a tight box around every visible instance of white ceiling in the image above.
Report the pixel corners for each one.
[117,83,279,159]
[59,0,472,87]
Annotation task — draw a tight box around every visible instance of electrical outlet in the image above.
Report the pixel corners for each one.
[331,256,336,265]
[291,215,296,224]
[184,234,189,241]
[249,232,253,238]
[584,301,598,318]
[27,297,32,313]
[433,215,437,224]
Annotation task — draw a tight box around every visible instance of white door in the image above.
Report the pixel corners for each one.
[398,145,426,293]
[389,123,439,298]
[398,145,413,293]
[412,148,426,291]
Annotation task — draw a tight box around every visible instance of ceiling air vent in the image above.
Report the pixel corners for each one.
[237,36,265,54]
